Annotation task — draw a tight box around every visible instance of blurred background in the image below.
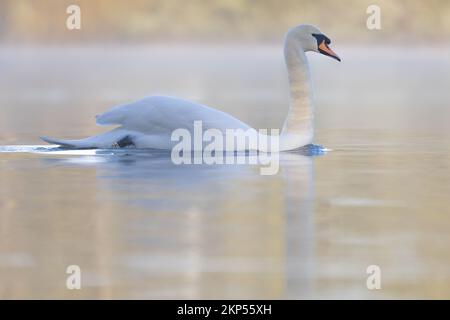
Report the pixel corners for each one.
[0,0,450,299]
[0,0,449,44]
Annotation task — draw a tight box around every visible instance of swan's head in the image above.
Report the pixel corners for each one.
[287,24,341,62]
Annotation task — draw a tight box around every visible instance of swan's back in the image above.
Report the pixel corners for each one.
[96,95,251,134]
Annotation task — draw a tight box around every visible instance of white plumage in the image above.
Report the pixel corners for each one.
[41,24,340,151]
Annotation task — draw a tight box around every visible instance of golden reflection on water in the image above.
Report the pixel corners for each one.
[0,151,300,299]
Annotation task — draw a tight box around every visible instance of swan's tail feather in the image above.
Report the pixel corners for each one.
[40,129,135,149]
[40,136,84,148]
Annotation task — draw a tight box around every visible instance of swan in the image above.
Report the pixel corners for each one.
[41,24,340,151]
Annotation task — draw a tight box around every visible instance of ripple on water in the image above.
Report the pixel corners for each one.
[0,144,328,157]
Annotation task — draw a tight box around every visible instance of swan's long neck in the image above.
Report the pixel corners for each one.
[281,37,314,150]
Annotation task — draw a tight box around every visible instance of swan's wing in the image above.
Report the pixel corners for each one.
[95,95,251,133]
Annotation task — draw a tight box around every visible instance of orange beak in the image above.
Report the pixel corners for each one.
[319,41,341,62]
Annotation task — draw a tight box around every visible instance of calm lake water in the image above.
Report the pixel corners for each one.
[0,45,449,299]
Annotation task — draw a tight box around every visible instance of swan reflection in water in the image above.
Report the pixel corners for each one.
[24,146,319,298]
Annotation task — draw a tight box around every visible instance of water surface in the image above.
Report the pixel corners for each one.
[0,45,449,299]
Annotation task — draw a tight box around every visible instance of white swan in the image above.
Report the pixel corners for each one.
[41,24,340,151]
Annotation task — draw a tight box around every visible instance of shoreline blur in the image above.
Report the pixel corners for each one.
[1,0,449,44]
